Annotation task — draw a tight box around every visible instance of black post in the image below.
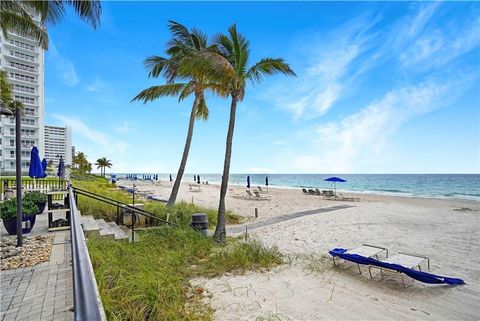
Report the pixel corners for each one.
[15,108,22,247]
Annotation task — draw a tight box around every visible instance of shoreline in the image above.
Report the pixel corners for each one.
[117,178,480,203]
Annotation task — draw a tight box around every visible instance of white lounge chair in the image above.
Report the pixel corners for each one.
[368,252,430,287]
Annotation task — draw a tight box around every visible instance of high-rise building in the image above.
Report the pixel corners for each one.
[0,16,45,175]
[44,126,72,168]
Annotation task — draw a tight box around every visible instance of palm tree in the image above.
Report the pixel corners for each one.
[212,25,296,242]
[132,21,227,207]
[95,157,112,176]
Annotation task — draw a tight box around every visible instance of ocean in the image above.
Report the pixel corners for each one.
[115,173,480,201]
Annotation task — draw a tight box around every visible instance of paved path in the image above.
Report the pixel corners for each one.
[227,204,354,234]
[1,215,73,321]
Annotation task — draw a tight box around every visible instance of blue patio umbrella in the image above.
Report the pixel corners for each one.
[323,176,346,196]
[57,158,65,179]
[197,175,200,184]
[41,158,47,174]
[29,146,46,181]
[247,175,250,188]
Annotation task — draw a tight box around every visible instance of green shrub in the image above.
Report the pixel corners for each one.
[23,191,47,204]
[0,198,39,219]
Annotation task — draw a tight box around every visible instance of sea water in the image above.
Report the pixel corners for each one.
[116,173,480,201]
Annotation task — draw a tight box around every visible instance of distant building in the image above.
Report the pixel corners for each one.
[71,146,76,163]
[0,15,45,175]
[44,126,72,167]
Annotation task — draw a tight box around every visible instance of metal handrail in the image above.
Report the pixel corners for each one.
[71,186,175,226]
[69,186,103,321]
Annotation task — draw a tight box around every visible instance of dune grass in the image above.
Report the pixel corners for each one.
[88,227,283,321]
[72,177,243,226]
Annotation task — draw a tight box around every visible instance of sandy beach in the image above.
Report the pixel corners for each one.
[119,179,480,320]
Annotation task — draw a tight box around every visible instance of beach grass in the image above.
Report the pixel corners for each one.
[88,227,282,320]
[72,177,243,226]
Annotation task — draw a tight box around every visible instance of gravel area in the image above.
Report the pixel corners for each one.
[1,234,55,270]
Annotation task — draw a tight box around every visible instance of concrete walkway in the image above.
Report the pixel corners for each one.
[227,204,354,234]
[1,215,73,321]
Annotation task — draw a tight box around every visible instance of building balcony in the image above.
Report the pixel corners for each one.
[3,52,38,65]
[4,64,38,76]
[3,42,38,54]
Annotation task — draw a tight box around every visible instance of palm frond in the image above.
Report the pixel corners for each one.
[23,0,66,25]
[0,11,49,49]
[195,96,209,120]
[246,58,296,83]
[178,82,196,101]
[65,0,101,29]
[131,83,187,104]
[168,20,192,44]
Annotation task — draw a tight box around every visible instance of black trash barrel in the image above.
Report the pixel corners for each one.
[191,213,208,236]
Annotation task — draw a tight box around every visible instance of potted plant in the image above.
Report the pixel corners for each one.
[0,198,39,235]
[23,191,48,214]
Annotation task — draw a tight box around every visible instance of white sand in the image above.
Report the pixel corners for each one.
[119,179,480,320]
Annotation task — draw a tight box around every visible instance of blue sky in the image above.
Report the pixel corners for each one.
[44,1,480,174]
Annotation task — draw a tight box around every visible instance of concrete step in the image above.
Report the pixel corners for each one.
[95,219,115,240]
[80,215,100,236]
[119,225,140,242]
[107,222,129,241]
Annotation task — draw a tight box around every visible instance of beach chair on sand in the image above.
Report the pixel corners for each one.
[302,188,309,194]
[257,186,267,194]
[332,244,388,274]
[335,193,360,202]
[254,190,271,200]
[368,253,430,288]
[308,189,316,195]
[315,188,322,195]
[329,248,465,287]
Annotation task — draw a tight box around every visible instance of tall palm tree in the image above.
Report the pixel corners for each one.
[212,25,296,242]
[95,157,112,176]
[132,21,227,207]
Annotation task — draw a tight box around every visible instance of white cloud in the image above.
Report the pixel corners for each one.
[114,120,132,134]
[52,114,127,155]
[86,78,105,92]
[289,74,475,173]
[48,42,79,86]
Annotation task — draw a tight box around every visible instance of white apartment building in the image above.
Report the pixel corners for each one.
[0,17,45,175]
[44,125,72,167]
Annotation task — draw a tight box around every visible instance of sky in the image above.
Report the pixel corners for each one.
[44,1,480,174]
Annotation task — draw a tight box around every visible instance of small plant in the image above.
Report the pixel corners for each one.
[23,191,47,204]
[0,198,39,219]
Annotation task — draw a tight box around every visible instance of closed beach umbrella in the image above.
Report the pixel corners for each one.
[197,175,201,184]
[41,158,47,173]
[194,175,196,182]
[265,176,269,193]
[323,176,346,196]
[57,158,65,179]
[247,175,250,188]
[29,146,46,181]
[170,174,173,182]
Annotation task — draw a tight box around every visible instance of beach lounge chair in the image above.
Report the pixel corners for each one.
[332,244,388,274]
[368,253,430,287]
[257,186,267,194]
[302,188,309,194]
[335,193,360,202]
[329,248,464,287]
[315,188,322,195]
[308,189,316,195]
[253,190,271,200]
[322,190,335,198]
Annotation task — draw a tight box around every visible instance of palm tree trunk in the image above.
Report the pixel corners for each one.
[166,94,201,207]
[214,96,238,242]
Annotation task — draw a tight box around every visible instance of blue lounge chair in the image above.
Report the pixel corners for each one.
[329,248,464,287]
